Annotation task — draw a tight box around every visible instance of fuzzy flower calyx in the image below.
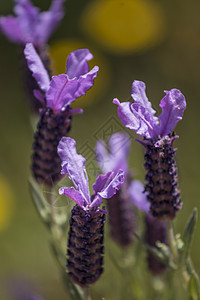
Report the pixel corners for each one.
[0,0,65,46]
[58,137,124,213]
[24,43,99,114]
[113,80,186,139]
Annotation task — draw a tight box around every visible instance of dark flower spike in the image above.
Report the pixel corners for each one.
[0,0,66,47]
[25,44,99,185]
[96,132,136,247]
[58,137,124,286]
[114,80,186,220]
[129,180,168,274]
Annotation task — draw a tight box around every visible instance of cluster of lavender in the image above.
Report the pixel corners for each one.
[2,1,198,299]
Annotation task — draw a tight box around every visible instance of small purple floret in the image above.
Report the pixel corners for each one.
[113,80,186,139]
[24,43,99,114]
[0,0,66,46]
[58,137,124,211]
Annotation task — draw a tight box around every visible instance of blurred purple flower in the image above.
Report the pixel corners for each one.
[96,132,130,175]
[113,80,186,139]
[128,180,150,213]
[0,0,65,47]
[24,43,99,114]
[96,132,138,247]
[58,137,124,212]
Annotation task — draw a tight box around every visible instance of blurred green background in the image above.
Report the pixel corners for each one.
[0,0,200,299]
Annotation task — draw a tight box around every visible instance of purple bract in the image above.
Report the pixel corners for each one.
[58,137,124,213]
[96,132,130,175]
[24,43,99,114]
[113,80,186,139]
[0,0,65,46]
[128,180,150,213]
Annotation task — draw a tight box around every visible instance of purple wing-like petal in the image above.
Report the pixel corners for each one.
[57,137,90,204]
[96,132,130,174]
[0,16,24,43]
[46,65,99,113]
[35,0,65,45]
[131,81,157,119]
[24,43,50,91]
[113,99,155,139]
[92,170,124,206]
[46,74,79,113]
[66,49,93,79]
[158,89,186,137]
[59,186,85,208]
[14,0,40,44]
[74,66,99,99]
[129,180,150,212]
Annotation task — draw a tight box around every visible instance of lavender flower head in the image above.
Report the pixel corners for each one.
[25,43,99,185]
[0,0,65,47]
[114,80,186,220]
[24,43,99,114]
[58,137,124,286]
[96,132,136,247]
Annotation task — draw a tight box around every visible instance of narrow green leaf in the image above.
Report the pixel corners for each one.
[182,208,198,264]
[29,178,51,228]
[63,272,84,300]
[50,240,83,300]
[134,233,176,269]
[189,273,200,300]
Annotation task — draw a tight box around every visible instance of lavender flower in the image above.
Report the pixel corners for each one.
[113,80,186,220]
[25,43,99,186]
[0,0,65,111]
[129,180,168,274]
[58,137,124,286]
[0,0,65,47]
[96,132,136,247]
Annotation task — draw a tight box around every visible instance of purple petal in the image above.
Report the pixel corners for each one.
[14,0,40,44]
[33,89,45,104]
[74,66,99,99]
[24,43,50,91]
[57,137,90,205]
[113,81,160,139]
[92,170,124,205]
[59,186,85,208]
[113,99,156,139]
[158,89,186,136]
[96,132,130,174]
[46,65,99,113]
[66,49,94,79]
[0,16,24,43]
[131,81,157,119]
[46,75,79,113]
[34,0,65,45]
[128,180,150,212]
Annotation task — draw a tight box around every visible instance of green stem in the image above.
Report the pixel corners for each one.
[166,220,179,264]
[166,220,190,288]
[83,287,92,300]
[45,186,56,223]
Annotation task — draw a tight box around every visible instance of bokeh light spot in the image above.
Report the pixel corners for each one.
[80,0,166,54]
[0,174,14,231]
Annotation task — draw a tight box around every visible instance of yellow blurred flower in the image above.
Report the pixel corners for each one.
[80,0,166,54]
[0,174,13,231]
[49,39,111,108]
